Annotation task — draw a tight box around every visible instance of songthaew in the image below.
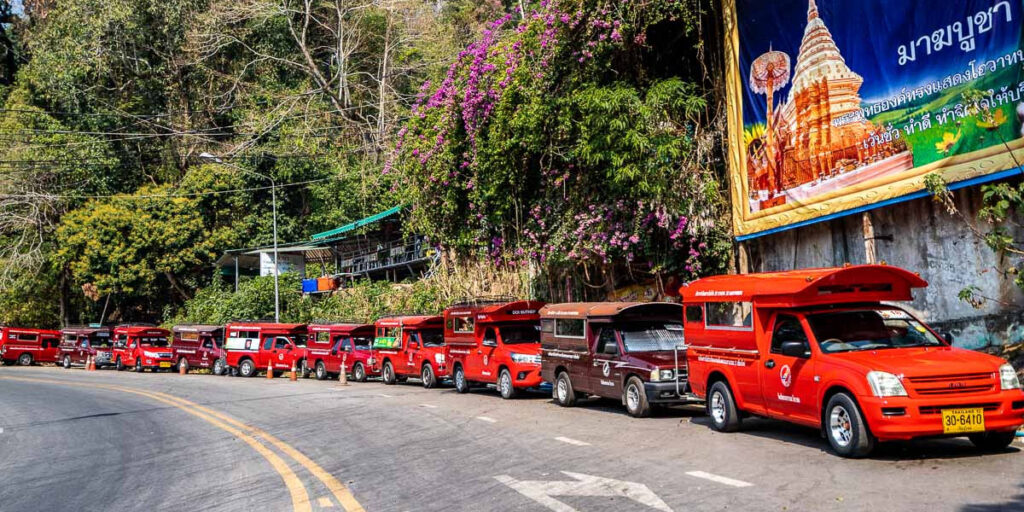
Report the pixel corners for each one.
[0,327,62,366]
[683,265,1024,458]
[57,326,114,369]
[540,302,692,418]
[371,315,447,388]
[172,325,227,375]
[306,323,377,381]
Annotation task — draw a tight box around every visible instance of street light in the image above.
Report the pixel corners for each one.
[199,152,280,323]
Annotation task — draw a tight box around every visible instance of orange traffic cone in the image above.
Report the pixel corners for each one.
[267,361,274,379]
[86,355,96,371]
[179,361,187,375]
[338,353,349,386]
[289,361,298,381]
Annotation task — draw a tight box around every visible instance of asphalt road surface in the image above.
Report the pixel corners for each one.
[1,366,1022,512]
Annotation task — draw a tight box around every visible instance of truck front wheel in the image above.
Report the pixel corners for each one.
[382,361,396,385]
[554,371,576,407]
[498,368,517,399]
[63,355,71,369]
[353,363,367,382]
[315,361,327,380]
[116,357,125,371]
[624,377,651,418]
[708,381,742,432]
[968,431,1016,452]
[421,364,436,389]
[238,359,256,378]
[825,393,875,458]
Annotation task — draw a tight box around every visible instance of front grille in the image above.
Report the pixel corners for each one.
[918,403,1000,415]
[906,372,996,396]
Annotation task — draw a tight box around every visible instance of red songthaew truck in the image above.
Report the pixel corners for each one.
[444,299,546,399]
[224,322,308,378]
[57,326,114,369]
[172,324,227,375]
[371,315,447,388]
[306,323,377,381]
[684,265,1024,457]
[1,327,62,366]
[111,325,175,372]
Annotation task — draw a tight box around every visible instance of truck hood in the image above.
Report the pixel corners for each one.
[503,343,541,356]
[828,346,1004,376]
[624,350,686,369]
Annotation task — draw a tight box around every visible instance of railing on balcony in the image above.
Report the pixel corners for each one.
[336,236,431,276]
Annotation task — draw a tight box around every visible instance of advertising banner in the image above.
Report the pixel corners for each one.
[725,0,1024,238]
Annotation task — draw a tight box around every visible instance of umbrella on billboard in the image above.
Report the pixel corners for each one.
[749,47,790,136]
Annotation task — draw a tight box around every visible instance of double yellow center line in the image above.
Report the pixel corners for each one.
[0,376,364,512]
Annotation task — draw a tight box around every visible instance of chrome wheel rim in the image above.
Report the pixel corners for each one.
[18,354,31,366]
[317,364,325,379]
[355,364,364,380]
[710,391,726,424]
[422,366,431,383]
[500,372,511,396]
[241,361,252,376]
[626,384,640,411]
[557,378,568,402]
[830,405,853,447]
[384,364,392,382]
[455,369,464,389]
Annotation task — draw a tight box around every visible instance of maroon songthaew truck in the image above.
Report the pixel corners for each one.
[57,326,115,369]
[172,325,227,375]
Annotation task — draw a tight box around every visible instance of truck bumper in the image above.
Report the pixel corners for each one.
[644,381,698,404]
[512,366,543,388]
[861,392,1024,441]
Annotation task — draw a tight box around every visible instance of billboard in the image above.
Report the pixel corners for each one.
[725,0,1024,239]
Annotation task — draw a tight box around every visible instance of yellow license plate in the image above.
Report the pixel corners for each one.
[941,407,985,434]
[159,362,172,368]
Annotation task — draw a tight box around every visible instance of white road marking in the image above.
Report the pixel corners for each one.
[317,496,335,508]
[476,416,497,423]
[554,436,590,446]
[378,394,394,398]
[419,404,438,409]
[685,470,753,488]
[0,427,4,434]
[495,472,671,512]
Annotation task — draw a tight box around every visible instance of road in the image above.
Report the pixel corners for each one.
[0,366,1021,512]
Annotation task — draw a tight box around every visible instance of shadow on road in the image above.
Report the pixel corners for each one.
[959,483,1024,512]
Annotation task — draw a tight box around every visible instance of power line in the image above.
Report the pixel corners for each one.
[0,177,337,201]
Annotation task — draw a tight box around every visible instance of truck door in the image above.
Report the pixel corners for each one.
[339,337,354,374]
[272,337,294,369]
[260,336,275,368]
[200,337,215,367]
[760,314,819,424]
[405,332,420,374]
[477,327,498,381]
[589,327,623,398]
[77,337,89,363]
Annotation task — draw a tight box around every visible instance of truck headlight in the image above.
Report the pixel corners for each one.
[144,351,159,358]
[999,364,1021,390]
[434,353,445,364]
[510,353,541,364]
[866,371,908,397]
[650,369,674,382]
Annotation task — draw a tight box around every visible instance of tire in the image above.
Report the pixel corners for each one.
[707,381,742,432]
[453,365,470,394]
[624,376,651,418]
[116,357,125,372]
[969,431,1017,452]
[178,358,189,374]
[315,361,327,381]
[300,359,311,379]
[17,353,33,366]
[421,364,436,389]
[238,359,256,378]
[212,358,226,376]
[382,361,396,385]
[498,368,518,399]
[135,358,143,373]
[63,355,71,369]
[353,363,367,382]
[554,371,576,407]
[825,392,876,458]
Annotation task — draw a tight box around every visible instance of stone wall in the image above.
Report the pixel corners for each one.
[744,185,1024,350]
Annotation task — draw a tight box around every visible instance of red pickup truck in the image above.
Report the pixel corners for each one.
[224,322,308,377]
[445,299,546,398]
[684,265,1024,457]
[372,315,447,387]
[172,324,227,375]
[1,327,62,366]
[57,326,114,369]
[111,325,176,372]
[306,323,377,381]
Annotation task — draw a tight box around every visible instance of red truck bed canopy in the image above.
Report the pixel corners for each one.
[309,323,374,335]
[680,265,927,308]
[375,315,443,329]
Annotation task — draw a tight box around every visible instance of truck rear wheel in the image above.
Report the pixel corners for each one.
[498,368,518,399]
[624,377,651,418]
[238,359,256,378]
[314,361,327,380]
[825,393,875,458]
[421,364,436,389]
[453,365,469,393]
[213,358,226,376]
[63,355,71,369]
[116,357,125,371]
[300,359,311,379]
[554,371,576,407]
[353,363,367,382]
[968,431,1016,452]
[382,361,396,385]
[17,353,33,366]
[708,381,742,432]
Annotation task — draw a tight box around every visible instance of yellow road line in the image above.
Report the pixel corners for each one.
[147,389,367,512]
[0,376,312,512]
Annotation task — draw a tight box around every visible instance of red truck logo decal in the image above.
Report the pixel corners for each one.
[780,365,792,388]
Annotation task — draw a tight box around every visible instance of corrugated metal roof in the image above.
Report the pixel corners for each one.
[311,205,402,241]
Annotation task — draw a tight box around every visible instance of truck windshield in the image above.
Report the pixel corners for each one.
[806,309,944,353]
[420,329,444,347]
[139,337,169,347]
[90,336,112,348]
[618,322,685,352]
[291,335,308,347]
[352,336,371,349]
[499,324,540,344]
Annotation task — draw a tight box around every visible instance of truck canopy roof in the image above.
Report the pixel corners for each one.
[114,325,170,336]
[172,324,224,335]
[680,265,927,308]
[375,315,443,329]
[540,302,683,321]
[309,323,374,335]
[1,327,61,336]
[62,326,112,336]
[226,322,307,333]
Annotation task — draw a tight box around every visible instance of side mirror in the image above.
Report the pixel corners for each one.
[780,341,809,358]
[330,348,338,356]
[285,345,293,351]
[940,331,955,344]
